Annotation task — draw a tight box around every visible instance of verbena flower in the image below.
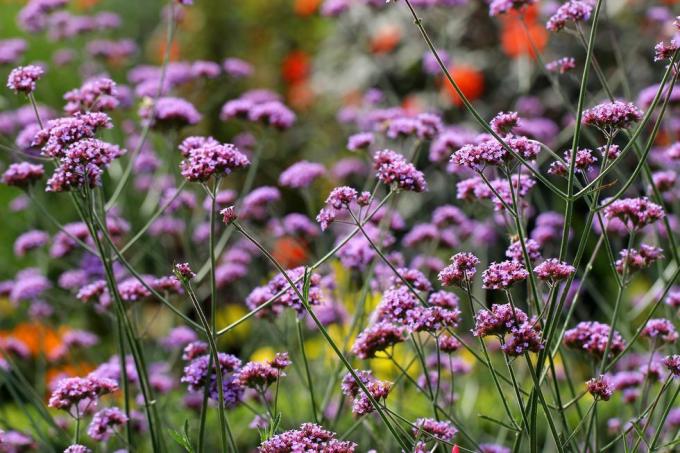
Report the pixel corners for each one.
[604,197,664,230]
[352,321,406,359]
[48,375,118,412]
[506,239,542,262]
[438,252,480,286]
[87,407,128,441]
[412,417,457,441]
[223,57,253,78]
[586,375,614,401]
[490,111,519,134]
[181,352,243,408]
[0,39,27,65]
[236,359,286,389]
[373,149,427,192]
[2,162,45,187]
[14,230,50,256]
[564,321,626,358]
[663,355,680,377]
[546,57,576,74]
[279,161,325,188]
[63,77,118,115]
[64,445,91,453]
[341,370,392,416]
[534,259,576,282]
[641,318,679,344]
[615,244,664,274]
[654,40,679,62]
[482,260,529,290]
[488,0,536,16]
[258,422,357,452]
[473,303,528,337]
[347,132,374,151]
[546,0,593,32]
[179,138,249,182]
[139,96,201,128]
[6,65,44,94]
[582,101,643,133]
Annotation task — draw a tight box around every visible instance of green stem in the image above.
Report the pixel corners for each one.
[296,317,319,423]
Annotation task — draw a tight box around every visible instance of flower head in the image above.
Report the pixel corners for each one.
[482,260,529,290]
[7,65,44,94]
[2,162,44,187]
[564,321,626,358]
[582,101,643,133]
[534,259,576,282]
[438,252,480,286]
[586,375,614,401]
[373,149,427,192]
[352,321,406,359]
[179,139,249,182]
[87,407,128,441]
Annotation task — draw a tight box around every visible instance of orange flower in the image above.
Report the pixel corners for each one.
[500,22,547,59]
[401,95,425,116]
[74,0,100,10]
[294,0,321,16]
[272,236,309,268]
[287,80,315,110]
[440,65,485,107]
[5,322,63,360]
[46,363,95,389]
[370,25,401,54]
[282,50,311,84]
[154,35,181,64]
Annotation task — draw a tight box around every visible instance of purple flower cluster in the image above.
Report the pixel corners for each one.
[258,423,356,452]
[347,132,374,151]
[236,353,290,389]
[351,321,406,359]
[663,355,680,376]
[221,94,296,130]
[615,244,664,274]
[245,267,323,317]
[586,375,614,401]
[46,138,126,192]
[373,149,427,192]
[6,65,44,94]
[178,136,249,182]
[140,97,201,128]
[63,77,119,115]
[0,39,27,65]
[48,375,118,412]
[87,407,128,441]
[473,303,528,337]
[546,57,576,74]
[603,197,665,230]
[564,321,626,358]
[33,111,112,158]
[641,318,678,344]
[438,252,480,286]
[488,0,536,16]
[316,186,370,231]
[482,260,529,290]
[341,370,392,416]
[181,352,243,408]
[279,161,326,189]
[582,101,643,133]
[1,162,45,187]
[413,417,458,441]
[546,0,594,32]
[534,259,576,282]
[490,111,519,134]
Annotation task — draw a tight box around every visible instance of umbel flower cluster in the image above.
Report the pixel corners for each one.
[2,0,680,452]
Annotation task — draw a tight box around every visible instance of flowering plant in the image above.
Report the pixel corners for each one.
[1,0,680,452]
